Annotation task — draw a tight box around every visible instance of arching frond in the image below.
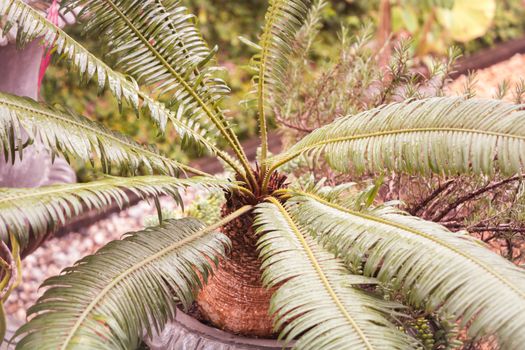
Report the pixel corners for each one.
[270,97,525,178]
[0,175,230,249]
[63,0,253,181]
[0,0,160,131]
[288,189,525,349]
[63,0,228,140]
[254,198,415,350]
[0,92,205,177]
[0,0,241,161]
[251,0,312,162]
[13,207,252,350]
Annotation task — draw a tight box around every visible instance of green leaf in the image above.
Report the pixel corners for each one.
[0,175,230,249]
[65,0,230,140]
[289,189,525,349]
[437,0,496,42]
[271,97,525,177]
[0,92,201,177]
[13,207,252,350]
[254,198,415,350]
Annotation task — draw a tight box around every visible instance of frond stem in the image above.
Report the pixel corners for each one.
[231,184,256,200]
[57,204,253,350]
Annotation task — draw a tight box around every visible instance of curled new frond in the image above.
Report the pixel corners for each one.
[251,0,312,161]
[254,198,415,350]
[289,190,525,349]
[0,175,230,249]
[13,213,249,350]
[0,92,202,177]
[270,97,525,177]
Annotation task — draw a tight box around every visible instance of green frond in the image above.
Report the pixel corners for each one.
[252,0,312,162]
[0,92,205,177]
[0,0,232,154]
[13,208,252,350]
[270,97,525,177]
[288,189,525,349]
[63,0,230,140]
[254,198,415,350]
[0,175,230,249]
[64,0,254,179]
[1,0,152,130]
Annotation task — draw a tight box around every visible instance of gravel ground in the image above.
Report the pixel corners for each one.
[6,53,525,343]
[447,53,525,100]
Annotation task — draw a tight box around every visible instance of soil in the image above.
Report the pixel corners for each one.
[447,53,525,101]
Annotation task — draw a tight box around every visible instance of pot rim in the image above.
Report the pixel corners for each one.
[172,308,292,349]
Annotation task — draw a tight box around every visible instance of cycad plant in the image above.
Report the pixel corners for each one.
[1,0,525,349]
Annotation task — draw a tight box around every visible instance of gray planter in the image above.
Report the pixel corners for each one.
[0,40,76,188]
[146,310,289,350]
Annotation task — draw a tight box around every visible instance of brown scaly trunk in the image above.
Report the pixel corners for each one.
[196,169,287,338]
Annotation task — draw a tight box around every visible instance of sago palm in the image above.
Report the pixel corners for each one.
[1,0,525,349]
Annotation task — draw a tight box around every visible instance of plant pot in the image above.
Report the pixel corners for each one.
[0,40,77,189]
[145,309,290,350]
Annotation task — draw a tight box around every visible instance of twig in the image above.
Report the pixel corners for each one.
[274,113,314,133]
[468,226,525,233]
[432,175,524,222]
[409,178,455,215]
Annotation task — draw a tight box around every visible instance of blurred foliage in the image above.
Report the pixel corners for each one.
[462,0,525,54]
[389,0,525,56]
